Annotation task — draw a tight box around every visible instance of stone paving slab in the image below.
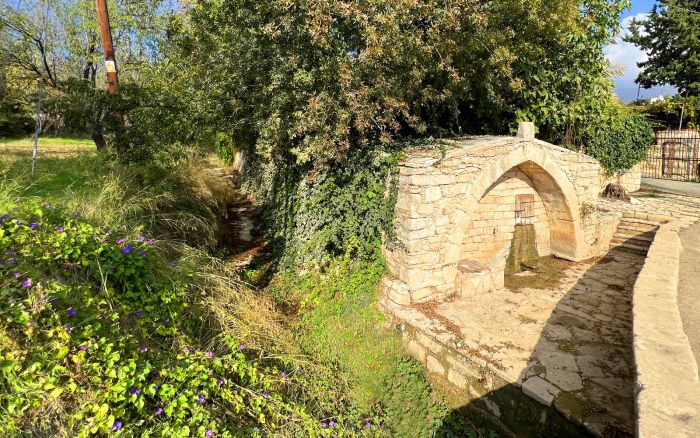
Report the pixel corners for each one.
[432,248,642,436]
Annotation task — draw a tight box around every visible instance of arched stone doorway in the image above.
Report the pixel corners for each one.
[382,129,606,307]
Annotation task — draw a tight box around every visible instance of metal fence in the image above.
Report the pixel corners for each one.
[641,129,700,181]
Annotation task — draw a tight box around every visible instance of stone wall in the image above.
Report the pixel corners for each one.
[632,217,700,437]
[600,164,642,193]
[383,132,605,306]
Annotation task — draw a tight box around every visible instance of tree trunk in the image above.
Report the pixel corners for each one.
[91,126,107,152]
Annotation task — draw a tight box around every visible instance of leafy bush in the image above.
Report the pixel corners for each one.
[214,132,236,165]
[242,145,401,266]
[0,93,33,137]
[583,103,654,173]
[0,198,374,436]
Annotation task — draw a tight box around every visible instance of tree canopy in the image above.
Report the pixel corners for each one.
[172,0,632,170]
[626,0,700,96]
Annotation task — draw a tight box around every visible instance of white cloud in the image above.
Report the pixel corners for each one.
[604,13,677,101]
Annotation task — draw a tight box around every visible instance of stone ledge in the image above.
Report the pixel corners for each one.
[633,220,700,437]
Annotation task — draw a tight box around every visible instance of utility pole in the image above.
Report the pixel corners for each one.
[95,0,126,155]
[95,0,119,95]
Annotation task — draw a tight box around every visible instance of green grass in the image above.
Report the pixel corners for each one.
[268,260,488,437]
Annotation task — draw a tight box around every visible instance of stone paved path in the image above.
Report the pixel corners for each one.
[435,247,643,436]
[679,221,700,366]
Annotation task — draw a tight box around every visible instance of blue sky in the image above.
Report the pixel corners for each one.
[605,0,678,102]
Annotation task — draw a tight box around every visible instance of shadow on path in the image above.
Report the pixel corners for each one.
[434,245,645,437]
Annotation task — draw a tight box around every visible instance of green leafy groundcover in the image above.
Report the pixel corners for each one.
[0,198,370,436]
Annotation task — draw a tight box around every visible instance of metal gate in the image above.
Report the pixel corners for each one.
[641,129,700,181]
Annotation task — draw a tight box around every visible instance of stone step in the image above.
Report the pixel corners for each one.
[611,237,652,248]
[613,229,656,241]
[617,222,659,232]
[619,217,662,227]
[616,225,659,237]
[609,241,651,255]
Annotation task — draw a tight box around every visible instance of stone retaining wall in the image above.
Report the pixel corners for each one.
[632,217,700,437]
[600,164,642,193]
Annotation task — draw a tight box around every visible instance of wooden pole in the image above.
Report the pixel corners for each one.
[95,0,125,156]
[95,0,119,95]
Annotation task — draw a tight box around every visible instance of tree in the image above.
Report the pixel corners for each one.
[173,0,631,170]
[626,0,700,96]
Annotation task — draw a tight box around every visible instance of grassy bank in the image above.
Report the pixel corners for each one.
[1,138,490,436]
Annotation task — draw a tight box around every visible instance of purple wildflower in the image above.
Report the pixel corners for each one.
[14,221,22,226]
[0,214,10,221]
[197,394,205,404]
[130,388,141,396]
[113,420,122,431]
[280,371,287,378]
[8,258,16,265]
[146,239,154,246]
[56,226,64,233]
[153,384,159,391]
[116,237,126,245]
[205,430,213,438]
[364,422,371,429]
[29,222,37,229]
[66,325,72,334]
[122,245,133,254]
[139,251,147,257]
[79,345,88,351]
[13,272,20,278]
[329,420,335,427]
[138,235,145,242]
[217,379,224,386]
[135,311,142,317]
[155,407,163,416]
[67,307,77,317]
[321,422,327,428]
[238,343,245,351]
[138,346,148,353]
[43,203,54,209]
[6,249,15,255]
[262,389,269,396]
[207,351,213,358]
[22,279,32,288]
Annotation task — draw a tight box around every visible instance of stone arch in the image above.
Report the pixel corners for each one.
[442,145,587,269]
[380,133,603,307]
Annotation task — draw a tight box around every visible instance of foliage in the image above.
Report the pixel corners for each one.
[175,0,630,171]
[583,101,654,173]
[0,93,33,137]
[1,147,232,250]
[241,144,401,266]
[214,132,236,165]
[626,0,700,96]
[270,260,485,437]
[636,94,700,129]
[0,198,313,436]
